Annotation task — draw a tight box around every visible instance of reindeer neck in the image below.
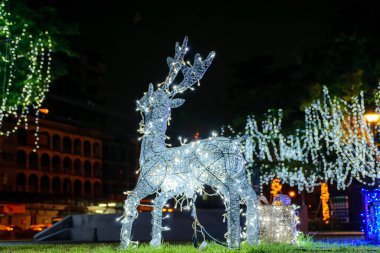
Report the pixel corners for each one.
[140,117,168,162]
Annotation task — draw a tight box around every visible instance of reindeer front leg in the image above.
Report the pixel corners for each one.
[120,182,152,249]
[150,191,176,247]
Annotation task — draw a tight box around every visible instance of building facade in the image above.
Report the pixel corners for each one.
[0,118,103,229]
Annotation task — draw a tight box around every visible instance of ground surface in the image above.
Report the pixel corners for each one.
[0,241,379,253]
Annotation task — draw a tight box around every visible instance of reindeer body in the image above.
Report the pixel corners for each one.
[120,38,259,249]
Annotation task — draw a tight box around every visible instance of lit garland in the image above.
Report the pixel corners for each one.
[0,0,52,150]
[120,37,259,249]
[320,182,330,224]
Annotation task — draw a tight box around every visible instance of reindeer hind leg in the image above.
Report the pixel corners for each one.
[219,185,241,249]
[237,179,259,245]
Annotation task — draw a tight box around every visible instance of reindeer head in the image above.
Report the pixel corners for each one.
[136,37,215,132]
[137,84,184,127]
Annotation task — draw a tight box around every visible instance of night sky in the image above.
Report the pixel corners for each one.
[41,1,343,140]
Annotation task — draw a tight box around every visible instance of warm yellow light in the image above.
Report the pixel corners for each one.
[364,113,380,123]
[289,191,296,198]
[321,182,330,224]
[38,108,49,114]
[270,178,282,198]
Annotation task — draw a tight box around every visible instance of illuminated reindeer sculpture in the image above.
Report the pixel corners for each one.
[120,37,259,249]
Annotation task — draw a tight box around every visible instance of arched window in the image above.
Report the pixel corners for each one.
[84,141,91,157]
[52,156,61,172]
[93,143,101,158]
[53,134,61,151]
[93,162,101,178]
[73,159,82,175]
[17,128,27,146]
[17,150,27,169]
[41,154,50,171]
[39,132,50,149]
[16,173,26,191]
[63,137,72,153]
[40,175,50,193]
[94,182,101,196]
[29,152,38,170]
[74,180,82,195]
[84,161,92,177]
[63,157,72,174]
[63,178,72,194]
[84,181,92,196]
[28,174,38,192]
[52,177,61,193]
[74,139,81,155]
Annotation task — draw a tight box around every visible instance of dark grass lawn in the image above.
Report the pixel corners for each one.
[1,241,379,253]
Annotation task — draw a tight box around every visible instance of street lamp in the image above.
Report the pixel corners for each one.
[364,112,380,141]
[364,112,380,187]
[364,113,380,124]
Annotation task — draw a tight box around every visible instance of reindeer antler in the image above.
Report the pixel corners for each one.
[172,51,215,95]
[162,37,189,90]
[161,37,215,95]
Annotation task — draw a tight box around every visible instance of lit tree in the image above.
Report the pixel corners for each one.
[304,86,380,189]
[234,110,316,193]
[239,86,380,193]
[0,0,52,139]
[0,0,76,150]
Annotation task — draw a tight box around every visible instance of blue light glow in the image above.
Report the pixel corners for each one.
[362,189,380,243]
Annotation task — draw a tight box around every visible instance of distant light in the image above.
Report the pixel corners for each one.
[108,203,116,207]
[289,191,296,198]
[38,108,49,114]
[98,203,107,207]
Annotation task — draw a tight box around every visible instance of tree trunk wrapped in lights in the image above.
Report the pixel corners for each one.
[120,37,259,249]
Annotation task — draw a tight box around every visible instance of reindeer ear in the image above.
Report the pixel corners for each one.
[170,98,185,108]
[148,83,154,96]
